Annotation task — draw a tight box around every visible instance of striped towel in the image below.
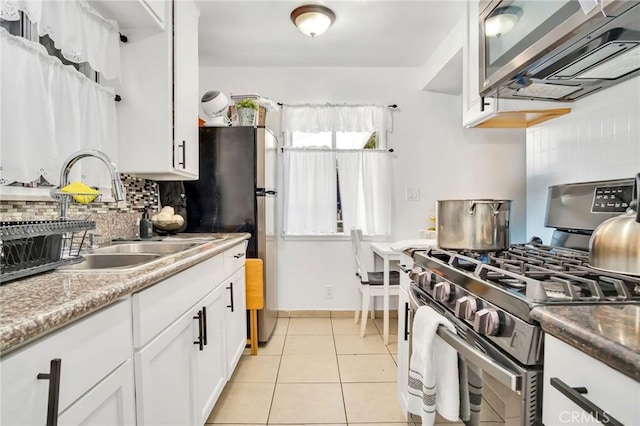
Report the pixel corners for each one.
[459,358,483,426]
[407,306,460,426]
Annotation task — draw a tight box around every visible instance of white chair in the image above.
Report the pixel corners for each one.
[350,228,400,337]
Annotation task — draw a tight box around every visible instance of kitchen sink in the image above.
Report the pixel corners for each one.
[59,253,162,271]
[91,242,199,255]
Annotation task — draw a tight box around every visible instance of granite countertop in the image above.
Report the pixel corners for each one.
[531,304,640,381]
[0,233,250,355]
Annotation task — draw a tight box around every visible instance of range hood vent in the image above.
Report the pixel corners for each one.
[482,1,640,102]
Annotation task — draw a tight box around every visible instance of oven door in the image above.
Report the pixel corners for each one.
[408,286,543,426]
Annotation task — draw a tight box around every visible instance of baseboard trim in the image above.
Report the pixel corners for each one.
[277,310,398,319]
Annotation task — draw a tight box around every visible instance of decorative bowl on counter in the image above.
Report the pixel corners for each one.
[151,219,183,234]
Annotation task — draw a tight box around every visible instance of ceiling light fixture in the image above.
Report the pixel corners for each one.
[290,5,335,38]
[485,6,522,38]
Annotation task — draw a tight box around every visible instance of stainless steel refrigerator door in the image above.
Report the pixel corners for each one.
[257,128,278,342]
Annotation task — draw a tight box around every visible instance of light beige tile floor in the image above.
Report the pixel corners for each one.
[207,316,505,426]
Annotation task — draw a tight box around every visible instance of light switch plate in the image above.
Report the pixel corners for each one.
[406,188,420,201]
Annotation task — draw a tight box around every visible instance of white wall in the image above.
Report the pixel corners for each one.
[200,66,526,310]
[526,77,640,243]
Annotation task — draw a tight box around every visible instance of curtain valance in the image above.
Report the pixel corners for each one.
[282,104,393,145]
[0,28,118,188]
[0,0,121,79]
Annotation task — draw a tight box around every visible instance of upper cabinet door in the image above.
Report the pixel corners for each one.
[173,0,200,178]
[104,0,200,180]
[463,0,496,127]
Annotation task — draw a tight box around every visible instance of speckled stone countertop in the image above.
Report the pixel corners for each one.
[531,304,640,381]
[0,233,250,355]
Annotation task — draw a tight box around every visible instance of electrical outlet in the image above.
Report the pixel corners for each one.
[324,285,335,299]
[406,187,420,201]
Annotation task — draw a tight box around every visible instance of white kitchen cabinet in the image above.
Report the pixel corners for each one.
[0,298,133,426]
[134,303,199,426]
[462,0,571,128]
[224,267,247,379]
[396,254,413,418]
[133,241,248,426]
[195,284,227,425]
[543,334,640,426]
[462,0,495,127]
[108,0,200,180]
[58,360,136,426]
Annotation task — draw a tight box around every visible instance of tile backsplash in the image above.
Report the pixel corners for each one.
[526,77,640,242]
[0,175,159,242]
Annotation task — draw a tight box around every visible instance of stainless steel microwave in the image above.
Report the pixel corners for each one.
[479,0,640,102]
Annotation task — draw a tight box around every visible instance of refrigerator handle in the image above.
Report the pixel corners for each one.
[256,188,278,197]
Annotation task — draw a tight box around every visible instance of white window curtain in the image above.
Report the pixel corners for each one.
[283,149,337,235]
[282,104,393,147]
[337,151,392,235]
[0,28,117,187]
[0,0,121,79]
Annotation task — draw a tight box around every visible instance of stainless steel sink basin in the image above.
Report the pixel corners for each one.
[92,242,198,255]
[60,253,161,271]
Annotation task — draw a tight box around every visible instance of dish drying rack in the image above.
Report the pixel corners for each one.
[1,219,95,283]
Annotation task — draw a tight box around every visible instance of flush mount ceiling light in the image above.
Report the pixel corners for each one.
[485,6,522,38]
[290,5,335,38]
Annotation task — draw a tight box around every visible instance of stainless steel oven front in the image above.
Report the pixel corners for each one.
[408,285,542,426]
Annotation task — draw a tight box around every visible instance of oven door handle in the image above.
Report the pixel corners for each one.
[436,326,522,393]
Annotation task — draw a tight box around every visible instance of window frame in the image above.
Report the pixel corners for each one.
[283,130,389,239]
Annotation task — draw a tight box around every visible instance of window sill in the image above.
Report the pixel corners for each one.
[282,233,391,242]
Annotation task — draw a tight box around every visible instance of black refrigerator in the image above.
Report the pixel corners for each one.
[184,126,278,342]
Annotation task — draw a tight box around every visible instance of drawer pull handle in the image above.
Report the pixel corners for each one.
[550,378,623,426]
[202,306,208,346]
[193,310,204,351]
[178,141,186,168]
[403,302,410,341]
[226,282,235,312]
[37,358,62,426]
[233,253,245,259]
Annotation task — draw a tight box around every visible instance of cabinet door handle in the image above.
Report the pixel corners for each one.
[193,310,204,351]
[177,140,186,168]
[403,302,410,341]
[226,282,234,312]
[549,378,623,426]
[202,306,208,346]
[37,358,62,426]
[233,253,245,259]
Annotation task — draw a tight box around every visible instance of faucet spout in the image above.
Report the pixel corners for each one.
[56,149,126,219]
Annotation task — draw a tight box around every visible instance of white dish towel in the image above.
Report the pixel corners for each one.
[407,306,460,426]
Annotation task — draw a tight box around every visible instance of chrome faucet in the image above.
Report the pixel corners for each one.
[56,149,126,219]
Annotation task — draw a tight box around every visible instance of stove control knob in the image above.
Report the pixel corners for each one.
[417,272,430,287]
[465,298,480,321]
[473,309,501,336]
[408,267,423,283]
[454,296,471,319]
[433,282,453,302]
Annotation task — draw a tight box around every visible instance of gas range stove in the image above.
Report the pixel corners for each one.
[409,242,640,366]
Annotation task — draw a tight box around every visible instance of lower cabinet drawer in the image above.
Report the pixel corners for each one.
[132,254,223,348]
[543,334,640,426]
[223,242,247,278]
[0,298,132,425]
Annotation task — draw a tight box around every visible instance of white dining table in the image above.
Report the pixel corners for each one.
[369,242,402,345]
[370,239,437,345]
